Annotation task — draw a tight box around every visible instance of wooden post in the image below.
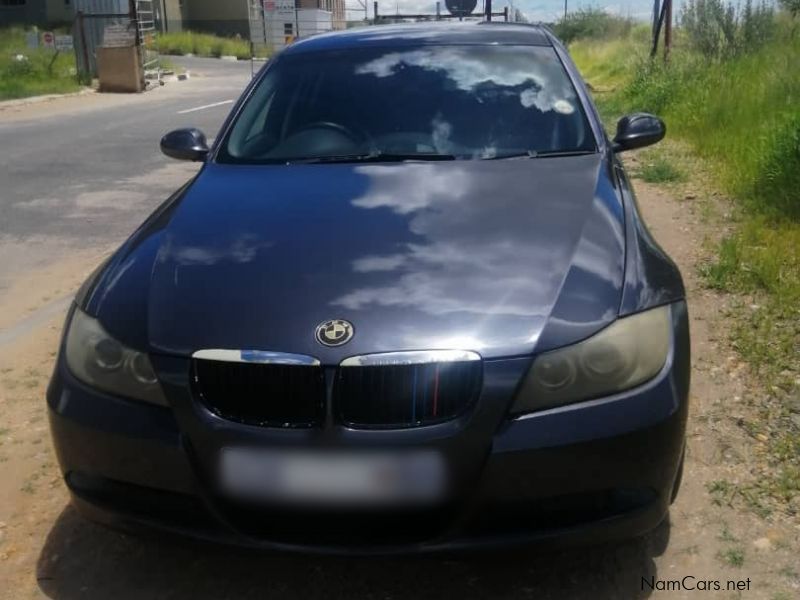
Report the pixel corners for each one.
[77,11,91,83]
[652,0,660,35]
[664,0,672,61]
[650,0,667,59]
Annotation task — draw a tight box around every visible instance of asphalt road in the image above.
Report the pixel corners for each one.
[0,56,252,291]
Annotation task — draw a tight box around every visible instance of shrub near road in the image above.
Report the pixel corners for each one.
[0,27,81,100]
[570,6,799,516]
[158,31,252,60]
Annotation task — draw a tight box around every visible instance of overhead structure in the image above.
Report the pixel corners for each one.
[444,0,478,17]
[372,1,508,23]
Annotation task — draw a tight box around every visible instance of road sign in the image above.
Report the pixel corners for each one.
[42,31,55,49]
[25,31,39,49]
[102,24,136,48]
[55,35,74,51]
[273,0,295,17]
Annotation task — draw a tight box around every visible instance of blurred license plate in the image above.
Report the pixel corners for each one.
[220,448,445,506]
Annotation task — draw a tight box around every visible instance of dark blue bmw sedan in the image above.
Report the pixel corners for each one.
[47,22,689,552]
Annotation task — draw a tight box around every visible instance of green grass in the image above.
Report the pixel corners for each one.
[572,16,800,516]
[708,479,736,506]
[718,547,746,568]
[157,31,253,60]
[718,524,738,542]
[0,27,82,100]
[157,57,184,75]
[635,152,687,183]
[571,19,800,219]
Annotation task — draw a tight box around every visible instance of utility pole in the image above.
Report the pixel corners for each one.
[652,0,660,34]
[664,0,672,60]
[564,0,567,20]
[486,0,492,21]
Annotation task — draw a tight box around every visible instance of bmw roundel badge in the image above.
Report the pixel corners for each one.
[315,319,354,347]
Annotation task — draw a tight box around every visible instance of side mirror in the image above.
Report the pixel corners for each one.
[160,128,209,161]
[612,113,666,152]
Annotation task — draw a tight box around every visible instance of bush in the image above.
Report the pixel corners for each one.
[681,0,775,59]
[553,8,633,44]
[158,31,251,60]
[0,27,81,100]
[573,15,799,219]
[779,0,800,18]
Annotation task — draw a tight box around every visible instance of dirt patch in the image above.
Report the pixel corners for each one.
[0,249,110,332]
[0,315,67,594]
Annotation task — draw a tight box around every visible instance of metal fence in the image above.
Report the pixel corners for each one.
[72,0,160,82]
[72,0,132,79]
[135,0,160,81]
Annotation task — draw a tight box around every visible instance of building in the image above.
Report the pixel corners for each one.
[1,0,346,39]
[175,0,346,38]
[0,0,74,26]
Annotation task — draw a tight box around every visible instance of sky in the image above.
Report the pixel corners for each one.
[345,0,663,23]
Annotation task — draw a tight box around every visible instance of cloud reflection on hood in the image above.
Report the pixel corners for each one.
[333,157,622,352]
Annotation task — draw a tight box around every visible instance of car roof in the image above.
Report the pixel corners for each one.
[282,22,553,55]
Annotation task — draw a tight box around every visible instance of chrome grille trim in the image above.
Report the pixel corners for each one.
[339,350,481,367]
[191,349,320,366]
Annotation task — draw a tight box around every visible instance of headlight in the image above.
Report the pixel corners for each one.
[511,304,672,414]
[64,307,168,406]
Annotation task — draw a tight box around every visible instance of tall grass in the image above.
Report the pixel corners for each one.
[573,19,800,220]
[630,36,797,219]
[158,31,251,60]
[553,8,633,44]
[0,27,82,100]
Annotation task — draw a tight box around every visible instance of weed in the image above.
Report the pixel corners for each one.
[158,31,253,60]
[554,8,633,44]
[718,524,738,542]
[718,547,746,567]
[636,155,686,183]
[708,479,736,505]
[0,27,81,100]
[778,566,798,578]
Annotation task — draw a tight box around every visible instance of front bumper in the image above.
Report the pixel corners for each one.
[47,303,690,554]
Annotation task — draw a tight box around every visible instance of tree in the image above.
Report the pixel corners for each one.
[778,0,800,18]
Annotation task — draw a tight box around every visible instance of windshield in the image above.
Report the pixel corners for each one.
[219,45,596,164]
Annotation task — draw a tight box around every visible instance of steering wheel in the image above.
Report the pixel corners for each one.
[296,121,372,147]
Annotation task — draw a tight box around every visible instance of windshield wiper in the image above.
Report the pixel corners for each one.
[285,151,457,164]
[486,149,597,160]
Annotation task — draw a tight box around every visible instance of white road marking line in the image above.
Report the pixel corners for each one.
[177,100,234,114]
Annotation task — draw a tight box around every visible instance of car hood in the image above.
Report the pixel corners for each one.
[88,156,625,363]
